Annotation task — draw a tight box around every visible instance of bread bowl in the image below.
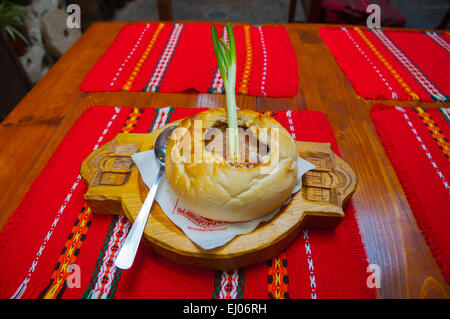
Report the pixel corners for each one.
[165,108,298,222]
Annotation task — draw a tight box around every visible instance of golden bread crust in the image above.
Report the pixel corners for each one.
[165,108,298,222]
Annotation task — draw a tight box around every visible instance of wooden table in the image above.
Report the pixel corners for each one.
[0,22,449,299]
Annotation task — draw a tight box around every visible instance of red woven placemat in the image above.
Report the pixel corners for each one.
[80,23,298,98]
[320,27,450,102]
[0,106,375,299]
[370,104,450,283]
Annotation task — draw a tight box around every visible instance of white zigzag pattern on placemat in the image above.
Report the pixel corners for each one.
[396,106,449,193]
[10,107,122,299]
[84,106,172,299]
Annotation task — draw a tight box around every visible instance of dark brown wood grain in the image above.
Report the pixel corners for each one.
[0,21,448,298]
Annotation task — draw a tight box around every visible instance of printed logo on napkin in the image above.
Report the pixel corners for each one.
[172,199,228,232]
[132,150,315,250]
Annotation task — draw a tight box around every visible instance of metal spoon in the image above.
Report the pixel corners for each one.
[114,125,177,270]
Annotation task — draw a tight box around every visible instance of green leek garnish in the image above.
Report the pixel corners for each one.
[211,23,238,161]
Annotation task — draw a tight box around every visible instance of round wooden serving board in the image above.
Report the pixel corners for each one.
[80,123,357,270]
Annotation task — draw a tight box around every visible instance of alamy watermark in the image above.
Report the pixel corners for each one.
[169,122,281,174]
[366,4,381,28]
[367,264,381,289]
[66,264,81,289]
[66,4,81,29]
[64,262,381,291]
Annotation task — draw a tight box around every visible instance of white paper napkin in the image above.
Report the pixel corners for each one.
[131,150,315,250]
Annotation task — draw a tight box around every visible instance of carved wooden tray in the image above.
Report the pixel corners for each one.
[80,124,357,270]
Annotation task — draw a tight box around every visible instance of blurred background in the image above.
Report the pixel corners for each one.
[1,0,449,120]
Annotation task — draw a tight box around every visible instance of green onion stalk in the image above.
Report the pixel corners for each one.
[211,23,238,161]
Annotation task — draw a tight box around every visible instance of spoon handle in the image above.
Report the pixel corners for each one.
[115,167,164,270]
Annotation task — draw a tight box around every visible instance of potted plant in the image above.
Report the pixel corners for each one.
[0,0,29,56]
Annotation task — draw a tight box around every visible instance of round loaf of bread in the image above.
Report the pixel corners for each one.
[165,108,298,222]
